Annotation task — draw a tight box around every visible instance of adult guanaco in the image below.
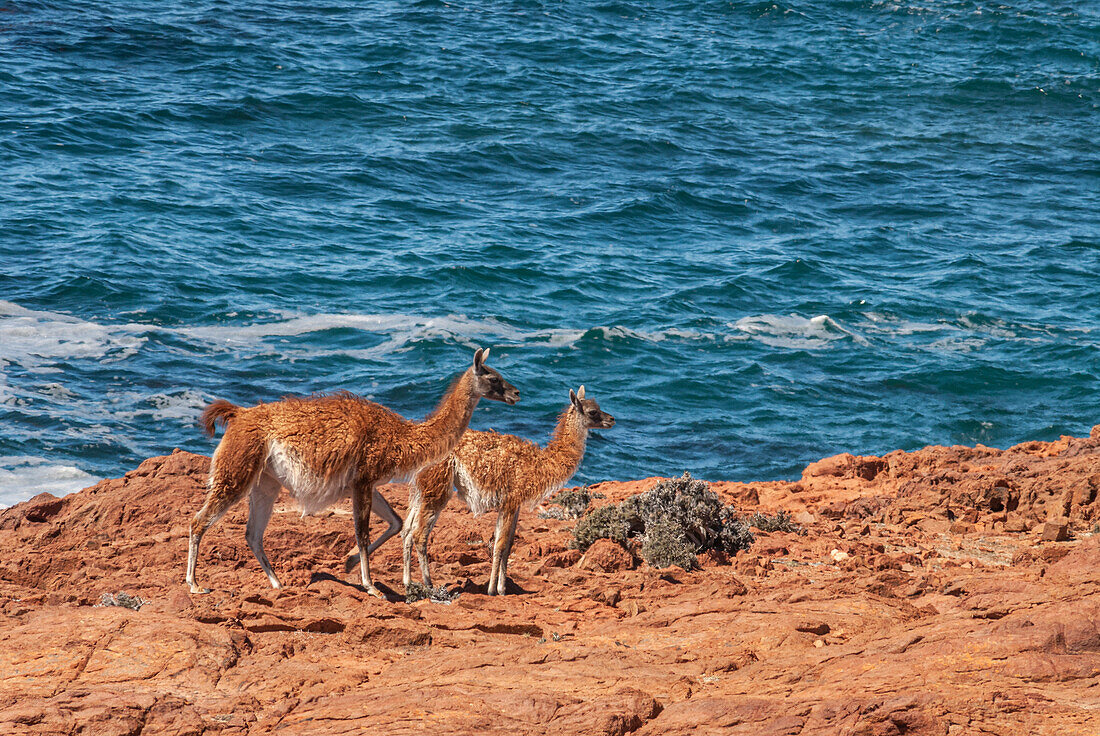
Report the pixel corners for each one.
[187,347,519,597]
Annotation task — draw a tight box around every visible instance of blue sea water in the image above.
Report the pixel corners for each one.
[1,0,1099,506]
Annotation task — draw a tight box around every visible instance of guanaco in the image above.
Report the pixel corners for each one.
[397,385,614,595]
[187,347,519,597]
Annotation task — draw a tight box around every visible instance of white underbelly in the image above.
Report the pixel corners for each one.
[453,461,505,516]
[267,440,375,516]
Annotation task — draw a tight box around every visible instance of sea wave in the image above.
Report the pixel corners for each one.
[171,312,517,358]
[729,314,867,349]
[1,303,713,376]
[112,389,212,424]
[0,456,98,507]
[170,312,719,356]
[0,301,147,371]
[1,302,1074,376]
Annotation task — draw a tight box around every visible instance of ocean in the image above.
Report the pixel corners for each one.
[1,0,1098,506]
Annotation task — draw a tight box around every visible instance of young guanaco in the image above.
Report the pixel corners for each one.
[396,386,613,595]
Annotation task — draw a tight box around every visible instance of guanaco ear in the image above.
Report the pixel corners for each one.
[577,385,585,401]
[569,388,582,409]
[473,347,489,373]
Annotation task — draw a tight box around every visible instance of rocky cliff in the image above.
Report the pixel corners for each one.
[2,429,1099,735]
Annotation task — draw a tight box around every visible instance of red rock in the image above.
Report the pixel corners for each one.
[536,548,582,574]
[21,493,64,524]
[853,456,888,481]
[801,454,885,482]
[917,517,951,534]
[796,621,831,635]
[595,588,621,606]
[343,620,431,648]
[803,453,855,479]
[942,580,967,596]
[456,551,483,564]
[1042,519,1071,542]
[1,435,1100,734]
[792,510,816,526]
[578,539,634,572]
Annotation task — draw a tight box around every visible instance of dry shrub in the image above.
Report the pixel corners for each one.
[571,473,755,570]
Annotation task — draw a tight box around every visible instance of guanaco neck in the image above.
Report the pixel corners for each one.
[541,406,588,487]
[397,368,480,473]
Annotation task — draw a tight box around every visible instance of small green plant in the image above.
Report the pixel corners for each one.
[749,510,806,535]
[99,592,145,610]
[404,583,457,604]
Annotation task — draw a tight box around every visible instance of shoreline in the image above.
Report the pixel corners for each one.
[1,429,1099,734]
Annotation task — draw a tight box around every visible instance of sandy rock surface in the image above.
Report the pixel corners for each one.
[2,431,1100,735]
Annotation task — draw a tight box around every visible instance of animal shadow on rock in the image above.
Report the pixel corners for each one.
[309,571,402,602]
[456,577,535,597]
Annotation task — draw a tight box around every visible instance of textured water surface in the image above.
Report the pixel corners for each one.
[2,0,1099,504]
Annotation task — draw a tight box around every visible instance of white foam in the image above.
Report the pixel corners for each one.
[0,301,147,371]
[589,325,660,342]
[505,325,711,348]
[175,312,517,346]
[929,336,987,353]
[0,300,1065,374]
[112,389,211,424]
[861,312,945,336]
[0,372,14,405]
[859,312,1053,348]
[957,315,1021,340]
[730,314,865,349]
[37,383,77,400]
[169,311,715,356]
[533,328,588,348]
[664,327,712,340]
[0,456,98,507]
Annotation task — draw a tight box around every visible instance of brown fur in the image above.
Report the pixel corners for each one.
[186,348,519,597]
[200,399,238,436]
[401,387,614,595]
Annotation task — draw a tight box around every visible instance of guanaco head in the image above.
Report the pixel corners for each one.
[569,385,615,429]
[472,347,520,405]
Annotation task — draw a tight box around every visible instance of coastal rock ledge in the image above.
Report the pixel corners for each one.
[2,431,1100,735]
